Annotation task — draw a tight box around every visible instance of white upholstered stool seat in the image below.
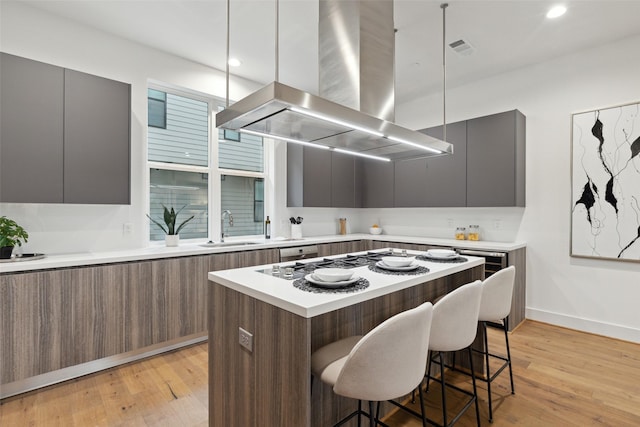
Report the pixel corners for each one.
[311,302,434,427]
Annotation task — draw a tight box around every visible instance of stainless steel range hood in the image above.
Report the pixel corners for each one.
[216,0,453,161]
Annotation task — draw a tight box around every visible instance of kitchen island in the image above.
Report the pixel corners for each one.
[207,248,485,426]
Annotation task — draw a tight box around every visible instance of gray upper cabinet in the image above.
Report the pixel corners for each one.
[331,151,356,207]
[287,145,360,208]
[360,159,395,208]
[466,110,525,207]
[395,121,467,207]
[64,70,131,204]
[286,143,304,207]
[0,53,131,204]
[286,110,524,208]
[1,53,64,203]
[303,146,332,207]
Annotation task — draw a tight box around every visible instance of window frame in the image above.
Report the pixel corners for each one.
[147,82,269,243]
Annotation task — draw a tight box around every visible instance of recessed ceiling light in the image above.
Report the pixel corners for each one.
[546,5,567,19]
[228,58,242,67]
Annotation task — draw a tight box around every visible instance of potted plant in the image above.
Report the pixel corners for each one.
[0,216,29,259]
[147,205,195,247]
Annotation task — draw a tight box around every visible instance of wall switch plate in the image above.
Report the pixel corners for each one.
[239,327,253,352]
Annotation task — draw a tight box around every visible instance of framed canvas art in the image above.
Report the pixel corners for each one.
[571,101,640,261]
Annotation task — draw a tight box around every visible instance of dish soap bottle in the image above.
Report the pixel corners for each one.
[265,216,271,239]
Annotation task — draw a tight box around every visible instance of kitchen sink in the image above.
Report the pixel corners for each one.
[200,241,260,248]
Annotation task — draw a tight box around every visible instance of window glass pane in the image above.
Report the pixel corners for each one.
[148,97,166,128]
[218,129,264,172]
[149,91,208,166]
[149,169,208,241]
[221,175,264,237]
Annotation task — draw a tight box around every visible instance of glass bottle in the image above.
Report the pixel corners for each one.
[265,216,271,239]
[455,227,466,240]
[468,225,480,241]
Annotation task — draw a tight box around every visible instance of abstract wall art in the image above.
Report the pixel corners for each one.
[571,101,640,262]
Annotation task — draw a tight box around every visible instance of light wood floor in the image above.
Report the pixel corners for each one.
[1,320,640,426]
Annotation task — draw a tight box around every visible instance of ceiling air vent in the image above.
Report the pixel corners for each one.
[449,39,475,56]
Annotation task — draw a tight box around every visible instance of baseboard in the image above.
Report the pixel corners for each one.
[0,333,208,399]
[526,307,640,344]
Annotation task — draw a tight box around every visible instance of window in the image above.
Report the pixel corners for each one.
[147,89,166,129]
[216,104,266,238]
[147,85,265,242]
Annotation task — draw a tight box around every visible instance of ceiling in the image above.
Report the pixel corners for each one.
[16,0,640,104]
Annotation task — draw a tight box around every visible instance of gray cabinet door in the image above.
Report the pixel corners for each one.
[360,159,395,207]
[63,69,130,204]
[394,121,467,207]
[466,110,525,207]
[331,151,356,207]
[302,147,332,207]
[286,143,303,207]
[0,53,64,203]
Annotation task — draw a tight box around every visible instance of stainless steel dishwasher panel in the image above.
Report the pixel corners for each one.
[457,249,507,278]
[279,245,319,262]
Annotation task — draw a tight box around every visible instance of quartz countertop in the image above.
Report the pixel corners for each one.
[207,248,485,318]
[0,233,523,274]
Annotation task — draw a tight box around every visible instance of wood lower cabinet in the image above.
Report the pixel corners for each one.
[0,249,279,388]
[316,240,365,257]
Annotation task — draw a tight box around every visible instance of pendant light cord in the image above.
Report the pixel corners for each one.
[441,3,448,142]
[225,0,230,107]
[275,0,279,82]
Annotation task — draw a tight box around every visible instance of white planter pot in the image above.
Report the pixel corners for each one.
[165,235,180,247]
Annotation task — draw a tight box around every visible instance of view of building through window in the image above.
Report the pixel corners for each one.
[147,87,265,241]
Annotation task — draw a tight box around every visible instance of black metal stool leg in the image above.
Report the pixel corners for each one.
[483,321,494,422]
[369,401,375,427]
[504,317,515,394]
[418,378,428,427]
[439,352,448,427]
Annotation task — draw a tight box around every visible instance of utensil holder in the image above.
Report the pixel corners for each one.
[291,224,302,239]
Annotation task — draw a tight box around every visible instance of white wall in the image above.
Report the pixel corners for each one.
[394,33,640,342]
[0,2,260,254]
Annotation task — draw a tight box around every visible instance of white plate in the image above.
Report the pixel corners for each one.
[313,267,354,282]
[305,274,361,288]
[375,260,420,271]
[381,256,416,267]
[425,249,458,259]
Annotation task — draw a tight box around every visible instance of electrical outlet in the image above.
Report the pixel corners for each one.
[447,218,454,227]
[239,327,253,352]
[123,223,133,235]
[493,219,501,230]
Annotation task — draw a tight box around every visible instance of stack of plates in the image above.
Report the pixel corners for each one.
[305,274,360,288]
[306,268,359,288]
[424,249,459,260]
[376,256,419,271]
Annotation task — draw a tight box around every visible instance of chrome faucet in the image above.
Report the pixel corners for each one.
[221,210,233,242]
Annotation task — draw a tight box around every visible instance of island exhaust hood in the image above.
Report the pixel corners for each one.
[216,0,453,162]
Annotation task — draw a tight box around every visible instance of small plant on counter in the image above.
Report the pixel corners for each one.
[146,205,195,236]
[0,216,29,258]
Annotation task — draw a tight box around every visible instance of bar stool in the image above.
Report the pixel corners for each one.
[475,266,516,422]
[425,280,483,427]
[311,302,434,427]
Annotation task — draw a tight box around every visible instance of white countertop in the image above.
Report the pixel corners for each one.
[208,248,485,318]
[0,233,523,274]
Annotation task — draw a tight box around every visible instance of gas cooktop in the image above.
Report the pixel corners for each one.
[261,250,397,280]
